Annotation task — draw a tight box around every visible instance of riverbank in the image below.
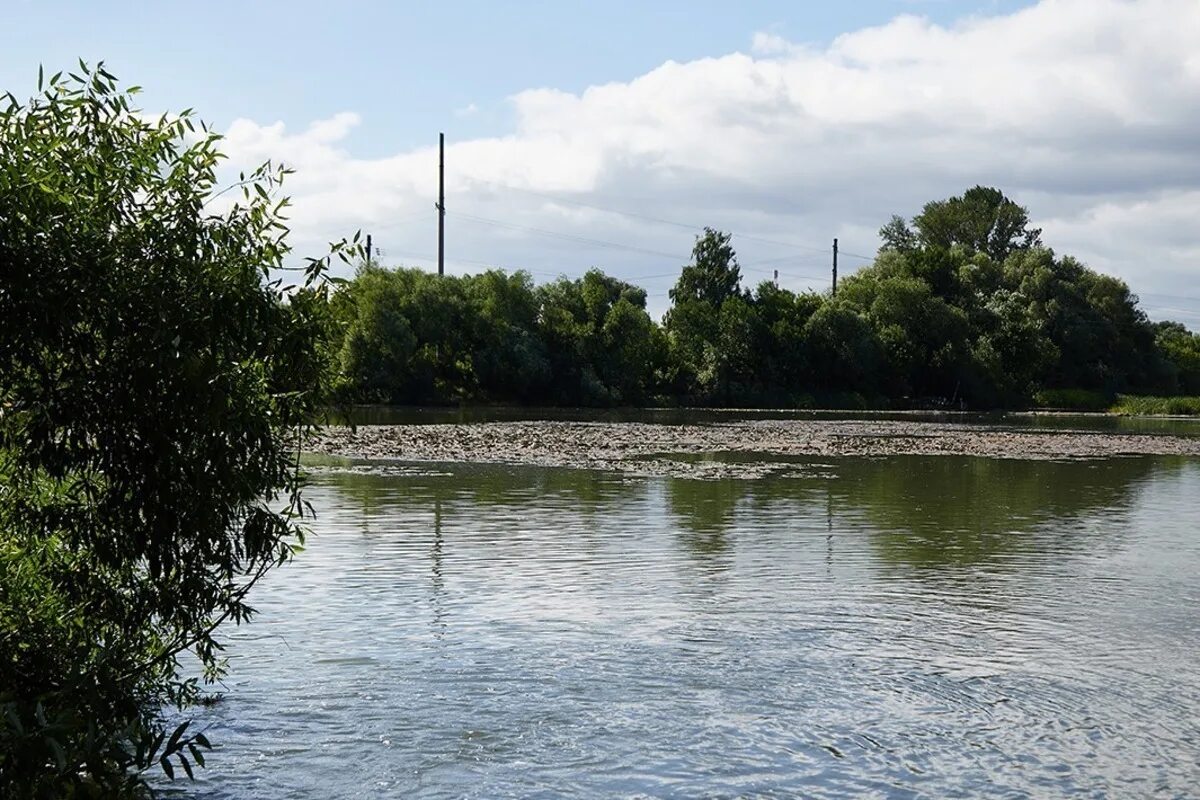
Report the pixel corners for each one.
[308,419,1200,479]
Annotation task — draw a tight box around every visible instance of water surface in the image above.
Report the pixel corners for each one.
[175,454,1200,798]
[335,404,1200,437]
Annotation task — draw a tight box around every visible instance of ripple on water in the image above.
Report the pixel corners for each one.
[164,455,1200,798]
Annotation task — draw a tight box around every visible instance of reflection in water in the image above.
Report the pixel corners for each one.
[172,455,1200,799]
[430,497,445,636]
[835,456,1164,571]
[664,478,739,575]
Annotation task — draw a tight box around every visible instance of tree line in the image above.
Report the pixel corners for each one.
[332,186,1200,409]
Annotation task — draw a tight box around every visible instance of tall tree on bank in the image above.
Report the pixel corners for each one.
[664,228,751,400]
[0,64,346,794]
[881,185,1043,262]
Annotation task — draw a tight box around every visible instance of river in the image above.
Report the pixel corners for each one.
[169,420,1200,797]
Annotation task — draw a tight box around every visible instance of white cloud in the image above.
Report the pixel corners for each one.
[216,0,1200,322]
[750,31,793,56]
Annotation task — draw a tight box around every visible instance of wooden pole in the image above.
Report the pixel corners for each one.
[832,237,839,296]
[437,132,445,277]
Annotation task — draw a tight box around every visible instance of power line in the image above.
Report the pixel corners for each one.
[1138,291,1200,304]
[463,176,866,257]
[370,246,685,284]
[447,211,840,287]
[742,265,828,283]
[369,210,430,232]
[452,211,686,261]
[742,252,831,268]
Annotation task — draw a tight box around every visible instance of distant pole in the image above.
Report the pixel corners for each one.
[773,269,779,287]
[366,233,372,268]
[437,132,445,277]
[832,237,839,296]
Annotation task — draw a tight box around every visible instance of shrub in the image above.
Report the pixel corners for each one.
[0,63,346,794]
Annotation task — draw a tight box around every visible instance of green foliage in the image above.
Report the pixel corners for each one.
[0,64,342,794]
[878,214,919,253]
[902,185,1043,262]
[1033,388,1114,411]
[331,186,1194,414]
[1154,321,1200,394]
[668,227,743,307]
[664,228,752,400]
[1111,395,1200,416]
[332,266,665,406]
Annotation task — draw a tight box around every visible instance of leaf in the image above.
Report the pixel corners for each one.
[46,736,67,771]
[148,727,166,761]
[165,719,190,755]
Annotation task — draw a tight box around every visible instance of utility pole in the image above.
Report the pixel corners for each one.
[366,233,372,268]
[832,237,839,296]
[437,132,445,277]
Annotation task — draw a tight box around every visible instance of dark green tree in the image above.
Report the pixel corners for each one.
[335,265,419,402]
[537,269,664,404]
[1155,321,1200,394]
[750,282,822,399]
[464,269,550,402]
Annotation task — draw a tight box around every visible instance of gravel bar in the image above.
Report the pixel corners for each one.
[308,420,1200,479]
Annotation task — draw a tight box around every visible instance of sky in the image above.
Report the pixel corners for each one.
[4,0,1199,324]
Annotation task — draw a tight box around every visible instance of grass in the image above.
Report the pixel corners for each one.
[1111,395,1200,416]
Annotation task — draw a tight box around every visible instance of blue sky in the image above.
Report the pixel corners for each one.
[4,1,1199,324]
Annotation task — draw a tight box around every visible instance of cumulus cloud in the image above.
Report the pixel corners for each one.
[216,0,1200,323]
[750,31,793,57]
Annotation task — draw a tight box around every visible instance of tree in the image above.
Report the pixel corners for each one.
[535,269,662,404]
[1155,321,1200,394]
[1007,250,1162,393]
[878,214,918,253]
[751,282,822,398]
[0,64,344,794]
[801,302,882,394]
[665,229,747,399]
[335,265,420,402]
[839,272,971,398]
[464,270,549,402]
[902,186,1043,262]
[669,227,744,306]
